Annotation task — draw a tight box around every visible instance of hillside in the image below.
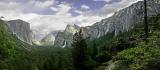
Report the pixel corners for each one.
[0,18,74,70]
[0,19,17,60]
[5,19,36,45]
[94,15,160,70]
[0,19,35,69]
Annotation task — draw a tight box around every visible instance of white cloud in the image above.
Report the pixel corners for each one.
[74,10,83,14]
[87,0,142,16]
[75,15,104,27]
[0,1,41,21]
[50,7,58,11]
[56,3,72,16]
[93,0,111,2]
[26,2,104,39]
[0,0,143,39]
[30,0,55,8]
[0,0,16,2]
[0,2,22,20]
[81,4,90,10]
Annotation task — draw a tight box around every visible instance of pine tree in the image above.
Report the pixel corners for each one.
[144,0,149,39]
[92,40,98,60]
[72,29,87,70]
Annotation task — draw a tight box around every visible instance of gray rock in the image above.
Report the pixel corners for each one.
[54,0,160,47]
[5,19,34,45]
[30,31,40,45]
[54,24,80,47]
[41,33,55,46]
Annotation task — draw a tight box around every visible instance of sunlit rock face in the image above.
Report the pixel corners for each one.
[30,31,41,45]
[54,24,80,47]
[83,0,160,39]
[54,0,160,47]
[40,33,55,46]
[6,19,34,45]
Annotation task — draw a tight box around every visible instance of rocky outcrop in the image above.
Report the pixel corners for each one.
[6,19,34,45]
[54,24,80,47]
[41,33,55,46]
[54,0,160,47]
[30,31,40,45]
[82,0,160,39]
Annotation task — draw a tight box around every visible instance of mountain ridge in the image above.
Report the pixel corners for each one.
[5,19,38,45]
[54,0,160,47]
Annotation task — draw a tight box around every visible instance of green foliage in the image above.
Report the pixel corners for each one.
[0,19,18,69]
[0,19,16,59]
[72,29,96,70]
[112,46,160,70]
[30,47,74,70]
[0,19,75,70]
[104,14,160,70]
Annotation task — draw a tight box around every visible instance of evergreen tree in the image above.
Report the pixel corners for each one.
[92,40,98,60]
[72,29,87,70]
[144,0,149,39]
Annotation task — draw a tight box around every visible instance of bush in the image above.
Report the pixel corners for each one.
[112,46,160,70]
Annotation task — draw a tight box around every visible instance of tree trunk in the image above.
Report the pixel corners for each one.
[144,0,149,39]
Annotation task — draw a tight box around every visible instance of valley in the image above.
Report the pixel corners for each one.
[0,0,160,70]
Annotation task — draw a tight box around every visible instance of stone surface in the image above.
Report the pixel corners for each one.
[6,19,35,45]
[41,33,55,46]
[54,24,80,47]
[54,0,160,47]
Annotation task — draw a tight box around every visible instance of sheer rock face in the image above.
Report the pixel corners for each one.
[83,0,160,39]
[6,19,34,45]
[40,33,55,46]
[54,25,80,47]
[54,0,160,47]
[30,31,40,45]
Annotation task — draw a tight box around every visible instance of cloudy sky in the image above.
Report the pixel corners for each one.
[0,0,141,39]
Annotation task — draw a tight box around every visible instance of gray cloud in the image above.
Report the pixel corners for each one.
[86,0,142,17]
[0,0,16,2]
[0,0,142,39]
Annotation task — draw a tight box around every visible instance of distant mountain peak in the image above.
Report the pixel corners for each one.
[8,19,29,24]
[64,24,80,35]
[40,33,55,46]
[5,19,35,45]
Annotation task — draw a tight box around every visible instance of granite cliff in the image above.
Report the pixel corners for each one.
[6,19,36,45]
[54,0,160,47]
